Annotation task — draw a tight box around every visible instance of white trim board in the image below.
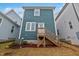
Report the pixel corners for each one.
[52,9,57,36]
[18,17,24,39]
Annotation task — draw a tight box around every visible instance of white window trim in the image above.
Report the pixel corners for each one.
[34,8,40,16]
[31,22,36,31]
[25,22,30,31]
[38,23,45,28]
[25,22,36,31]
[0,18,3,26]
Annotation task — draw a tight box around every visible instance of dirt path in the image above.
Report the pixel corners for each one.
[12,47,79,56]
[0,46,79,56]
[0,42,79,56]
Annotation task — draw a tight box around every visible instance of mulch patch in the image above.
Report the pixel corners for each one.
[9,44,37,49]
[9,44,57,49]
[22,44,37,48]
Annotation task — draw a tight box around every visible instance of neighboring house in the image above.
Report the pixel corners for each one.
[0,11,20,41]
[6,9,22,26]
[19,6,56,44]
[56,3,79,45]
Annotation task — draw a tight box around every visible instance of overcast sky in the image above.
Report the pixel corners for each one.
[0,3,64,18]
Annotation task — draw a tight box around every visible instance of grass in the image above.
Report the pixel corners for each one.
[0,42,12,49]
[0,41,79,56]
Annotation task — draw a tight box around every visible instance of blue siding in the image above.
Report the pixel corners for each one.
[20,8,55,40]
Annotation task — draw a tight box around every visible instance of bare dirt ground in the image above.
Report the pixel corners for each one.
[0,42,79,56]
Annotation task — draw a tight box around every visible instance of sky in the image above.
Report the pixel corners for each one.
[0,3,64,18]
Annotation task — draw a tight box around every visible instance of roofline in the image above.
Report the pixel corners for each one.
[72,3,79,22]
[55,3,69,20]
[6,9,22,19]
[22,6,55,10]
[0,11,20,27]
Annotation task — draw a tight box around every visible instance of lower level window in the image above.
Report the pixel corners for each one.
[25,22,36,31]
[76,32,79,40]
[57,29,59,35]
[11,26,14,33]
[0,18,2,25]
[69,21,73,29]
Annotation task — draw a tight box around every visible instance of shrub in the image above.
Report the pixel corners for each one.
[65,40,71,44]
[21,41,28,45]
[59,38,71,44]
[0,39,15,44]
[8,42,20,48]
[59,38,66,42]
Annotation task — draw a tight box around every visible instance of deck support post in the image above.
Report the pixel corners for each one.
[43,36,46,47]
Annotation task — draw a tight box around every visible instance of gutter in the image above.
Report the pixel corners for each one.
[72,3,79,22]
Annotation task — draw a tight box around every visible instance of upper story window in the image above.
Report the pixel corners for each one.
[34,9,40,16]
[0,18,2,25]
[69,21,73,29]
[25,22,36,31]
[11,26,14,33]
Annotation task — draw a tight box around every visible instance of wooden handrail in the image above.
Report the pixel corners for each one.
[45,29,62,39]
[45,28,61,46]
[45,29,57,38]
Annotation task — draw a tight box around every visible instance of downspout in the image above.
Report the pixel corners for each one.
[53,7,58,36]
[18,13,24,39]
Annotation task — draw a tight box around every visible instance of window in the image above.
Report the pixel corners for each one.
[11,26,14,33]
[26,22,30,30]
[0,18,2,25]
[25,22,36,31]
[34,9,40,16]
[31,23,35,30]
[69,21,73,29]
[57,29,59,35]
[38,23,45,28]
[76,32,79,40]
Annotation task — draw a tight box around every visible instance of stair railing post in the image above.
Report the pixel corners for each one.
[43,33,46,47]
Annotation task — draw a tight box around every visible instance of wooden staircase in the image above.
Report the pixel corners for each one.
[37,28,60,47]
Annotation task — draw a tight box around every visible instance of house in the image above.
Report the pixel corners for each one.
[6,9,22,26]
[56,3,79,45]
[19,6,57,44]
[0,11,20,41]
